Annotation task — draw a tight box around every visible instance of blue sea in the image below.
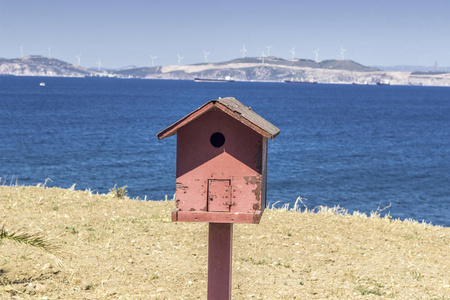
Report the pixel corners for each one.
[0,76,448,226]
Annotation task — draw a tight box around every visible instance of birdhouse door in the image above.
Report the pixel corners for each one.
[207,179,232,212]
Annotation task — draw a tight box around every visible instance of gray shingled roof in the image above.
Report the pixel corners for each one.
[213,97,280,139]
[157,97,280,140]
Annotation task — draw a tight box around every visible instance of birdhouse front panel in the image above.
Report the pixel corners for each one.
[175,108,266,222]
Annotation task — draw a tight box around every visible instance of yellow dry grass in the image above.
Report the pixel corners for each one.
[0,186,449,299]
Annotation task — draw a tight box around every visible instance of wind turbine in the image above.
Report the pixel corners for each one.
[340,46,346,60]
[313,48,319,62]
[48,47,52,58]
[20,46,23,58]
[289,46,296,60]
[150,55,158,67]
[75,54,82,66]
[240,45,247,58]
[203,50,210,63]
[96,58,102,71]
[177,54,183,65]
[266,45,272,56]
[260,51,266,65]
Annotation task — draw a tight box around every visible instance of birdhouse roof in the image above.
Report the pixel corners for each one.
[157,97,280,140]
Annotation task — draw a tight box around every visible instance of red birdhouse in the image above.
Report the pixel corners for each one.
[157,97,280,224]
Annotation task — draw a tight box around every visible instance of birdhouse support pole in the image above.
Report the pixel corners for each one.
[207,223,233,300]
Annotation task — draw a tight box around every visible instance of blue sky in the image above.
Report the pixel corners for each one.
[1,0,449,68]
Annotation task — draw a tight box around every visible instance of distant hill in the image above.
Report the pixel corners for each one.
[0,56,95,77]
[187,57,378,72]
[113,66,159,78]
[319,59,378,72]
[113,57,379,82]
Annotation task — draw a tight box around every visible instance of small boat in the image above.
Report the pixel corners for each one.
[194,76,235,82]
[376,80,390,86]
[39,82,46,86]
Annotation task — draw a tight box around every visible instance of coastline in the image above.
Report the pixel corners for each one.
[1,186,448,298]
[2,56,450,86]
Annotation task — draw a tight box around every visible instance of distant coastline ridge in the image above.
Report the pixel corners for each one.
[1,55,449,86]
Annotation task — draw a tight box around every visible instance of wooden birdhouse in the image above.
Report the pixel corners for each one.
[157,97,280,224]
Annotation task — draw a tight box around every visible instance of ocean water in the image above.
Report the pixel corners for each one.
[0,76,448,226]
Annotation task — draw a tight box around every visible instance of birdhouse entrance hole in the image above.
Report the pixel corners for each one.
[210,132,225,148]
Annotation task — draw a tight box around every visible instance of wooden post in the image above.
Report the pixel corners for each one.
[207,223,233,300]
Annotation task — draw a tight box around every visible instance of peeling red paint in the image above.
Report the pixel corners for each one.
[243,175,262,202]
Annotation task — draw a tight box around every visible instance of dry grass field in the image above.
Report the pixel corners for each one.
[0,186,449,299]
